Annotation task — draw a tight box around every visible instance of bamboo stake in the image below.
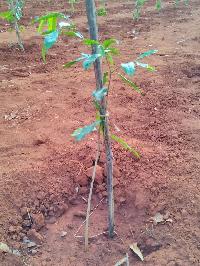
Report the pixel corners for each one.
[85,0,114,238]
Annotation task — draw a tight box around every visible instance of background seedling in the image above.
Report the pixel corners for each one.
[0,0,24,50]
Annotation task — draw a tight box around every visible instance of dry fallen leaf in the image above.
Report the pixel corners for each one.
[115,253,129,266]
[130,243,144,261]
[0,242,11,253]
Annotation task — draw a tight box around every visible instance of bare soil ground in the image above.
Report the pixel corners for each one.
[0,0,200,265]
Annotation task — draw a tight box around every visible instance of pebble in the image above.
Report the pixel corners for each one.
[73,211,86,218]
[60,231,67,238]
[27,241,37,248]
[31,249,38,255]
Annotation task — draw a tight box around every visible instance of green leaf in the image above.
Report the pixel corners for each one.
[84,39,99,46]
[97,7,107,16]
[63,31,83,38]
[155,0,162,10]
[107,47,119,55]
[0,10,15,23]
[38,19,46,33]
[111,134,140,159]
[92,87,107,101]
[138,49,158,59]
[102,38,117,49]
[103,71,109,85]
[136,61,155,71]
[106,53,114,65]
[34,12,68,23]
[82,53,101,70]
[121,62,136,76]
[63,56,83,68]
[72,121,100,141]
[118,74,143,95]
[44,30,59,50]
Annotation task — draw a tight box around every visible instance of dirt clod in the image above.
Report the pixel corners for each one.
[32,213,45,231]
[86,165,104,184]
[27,229,44,244]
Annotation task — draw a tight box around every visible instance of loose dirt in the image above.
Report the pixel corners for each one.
[0,0,200,265]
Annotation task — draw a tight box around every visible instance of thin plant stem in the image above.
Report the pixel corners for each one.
[9,0,24,51]
[84,130,101,250]
[85,0,114,238]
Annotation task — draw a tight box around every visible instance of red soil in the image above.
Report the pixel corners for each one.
[0,0,199,265]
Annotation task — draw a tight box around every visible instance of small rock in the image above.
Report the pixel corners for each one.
[27,241,37,248]
[181,209,188,216]
[119,197,126,204]
[86,165,104,184]
[60,231,67,238]
[31,249,38,255]
[32,213,45,230]
[27,229,44,244]
[73,211,86,218]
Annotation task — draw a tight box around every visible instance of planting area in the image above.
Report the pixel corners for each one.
[0,0,200,265]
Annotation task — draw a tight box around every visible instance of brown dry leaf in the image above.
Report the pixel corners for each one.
[130,243,144,261]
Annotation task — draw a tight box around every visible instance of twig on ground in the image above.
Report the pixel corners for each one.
[76,230,108,239]
[74,197,105,238]
[84,130,101,250]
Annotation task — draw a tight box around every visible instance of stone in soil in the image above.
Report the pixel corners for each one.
[73,210,86,218]
[27,229,44,244]
[32,213,45,230]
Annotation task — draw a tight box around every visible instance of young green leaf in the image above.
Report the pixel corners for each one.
[63,31,83,38]
[44,30,59,50]
[136,61,155,72]
[138,49,158,59]
[92,87,107,101]
[111,134,140,159]
[0,10,15,23]
[97,7,107,16]
[118,74,143,95]
[72,121,100,141]
[155,0,162,10]
[103,71,109,85]
[84,39,99,46]
[102,38,117,49]
[82,53,101,70]
[121,62,136,76]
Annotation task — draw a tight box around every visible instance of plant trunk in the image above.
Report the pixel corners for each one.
[85,0,114,238]
[9,0,24,51]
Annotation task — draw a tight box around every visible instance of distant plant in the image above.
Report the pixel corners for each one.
[0,0,24,50]
[133,0,189,20]
[68,0,79,13]
[97,0,107,16]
